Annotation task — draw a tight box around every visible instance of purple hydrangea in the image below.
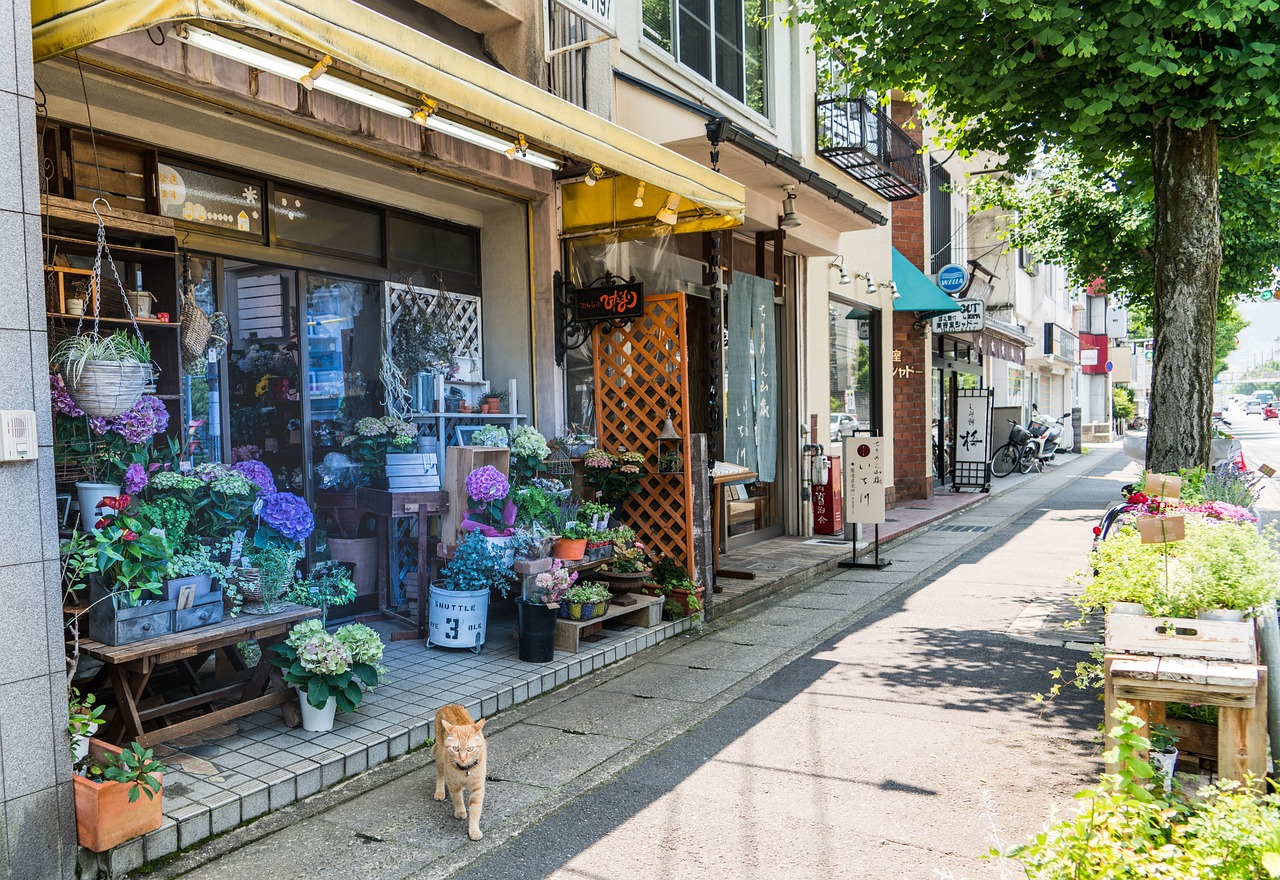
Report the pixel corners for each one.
[232,460,277,494]
[107,397,170,444]
[465,466,509,503]
[122,463,149,494]
[259,491,315,542]
[49,373,84,418]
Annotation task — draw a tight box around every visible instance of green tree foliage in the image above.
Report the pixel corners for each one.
[786,0,1280,472]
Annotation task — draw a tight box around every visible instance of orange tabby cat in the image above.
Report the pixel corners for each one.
[433,704,487,840]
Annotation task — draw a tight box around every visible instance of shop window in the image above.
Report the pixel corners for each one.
[829,302,880,437]
[388,214,481,295]
[643,0,768,116]
[158,161,265,238]
[271,187,382,262]
[930,160,952,273]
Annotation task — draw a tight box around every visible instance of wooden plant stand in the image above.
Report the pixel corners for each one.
[555,593,663,653]
[1103,653,1268,788]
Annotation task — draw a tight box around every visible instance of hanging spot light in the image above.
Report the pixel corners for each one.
[862,273,879,296]
[780,185,801,229]
[656,191,681,225]
[299,55,333,90]
[830,255,852,286]
[506,134,530,160]
[583,163,605,186]
[890,281,901,300]
[633,181,646,208]
[410,96,438,125]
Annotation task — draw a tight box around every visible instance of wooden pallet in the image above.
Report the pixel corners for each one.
[554,592,662,653]
[1105,613,1257,662]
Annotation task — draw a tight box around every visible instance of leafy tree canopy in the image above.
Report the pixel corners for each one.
[789,0,1280,170]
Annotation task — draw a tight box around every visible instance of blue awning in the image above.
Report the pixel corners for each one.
[891,248,962,319]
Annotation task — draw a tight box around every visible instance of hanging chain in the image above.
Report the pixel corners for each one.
[83,198,146,345]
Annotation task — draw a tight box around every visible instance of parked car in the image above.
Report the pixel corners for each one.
[1264,403,1278,420]
[829,414,859,441]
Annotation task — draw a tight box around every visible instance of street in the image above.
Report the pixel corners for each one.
[147,448,1153,880]
[1225,402,1280,528]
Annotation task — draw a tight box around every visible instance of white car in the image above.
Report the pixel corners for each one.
[830,414,859,441]
[1244,399,1264,414]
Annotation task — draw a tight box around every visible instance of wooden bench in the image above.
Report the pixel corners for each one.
[1104,653,1268,788]
[81,605,319,748]
[555,593,663,653]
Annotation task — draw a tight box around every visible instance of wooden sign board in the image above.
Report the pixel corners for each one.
[1143,472,1183,499]
[844,436,885,524]
[1138,515,1185,544]
[1260,463,1276,478]
[570,281,644,323]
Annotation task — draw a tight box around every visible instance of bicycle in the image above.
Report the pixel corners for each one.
[990,420,1032,478]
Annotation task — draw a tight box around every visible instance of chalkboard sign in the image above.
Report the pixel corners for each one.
[570,281,645,323]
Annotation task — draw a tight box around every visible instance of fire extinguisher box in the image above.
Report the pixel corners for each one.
[813,454,843,535]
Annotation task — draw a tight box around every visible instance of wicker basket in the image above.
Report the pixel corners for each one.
[66,359,151,419]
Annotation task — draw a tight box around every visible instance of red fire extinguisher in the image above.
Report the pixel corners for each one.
[812,453,843,535]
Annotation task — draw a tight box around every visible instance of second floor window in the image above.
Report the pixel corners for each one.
[643,0,767,116]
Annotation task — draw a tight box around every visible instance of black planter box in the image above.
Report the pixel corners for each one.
[87,580,176,646]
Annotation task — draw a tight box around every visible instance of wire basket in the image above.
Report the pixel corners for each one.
[544,446,575,477]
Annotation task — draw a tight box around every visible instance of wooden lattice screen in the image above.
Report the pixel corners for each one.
[594,291,694,567]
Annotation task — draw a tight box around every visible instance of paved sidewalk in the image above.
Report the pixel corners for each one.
[139,446,1124,880]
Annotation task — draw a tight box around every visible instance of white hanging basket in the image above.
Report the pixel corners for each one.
[65,359,152,418]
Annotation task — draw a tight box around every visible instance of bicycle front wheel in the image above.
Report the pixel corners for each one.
[1018,445,1037,474]
[990,444,1018,478]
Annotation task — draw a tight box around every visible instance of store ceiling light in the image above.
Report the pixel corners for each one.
[633,181,646,208]
[171,25,561,171]
[656,191,681,225]
[780,185,801,229]
[505,134,530,160]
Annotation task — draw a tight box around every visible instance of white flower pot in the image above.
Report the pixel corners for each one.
[1151,748,1178,793]
[1111,601,1147,616]
[428,582,490,652]
[75,482,122,526]
[70,722,100,762]
[298,689,337,732]
[483,534,515,568]
[1196,609,1245,622]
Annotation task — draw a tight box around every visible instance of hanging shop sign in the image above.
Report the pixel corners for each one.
[936,263,969,294]
[569,280,645,323]
[931,299,985,334]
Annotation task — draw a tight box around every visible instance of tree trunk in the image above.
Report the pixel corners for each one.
[1147,120,1220,473]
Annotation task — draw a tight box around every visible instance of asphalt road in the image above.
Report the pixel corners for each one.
[438,454,1132,880]
[1224,402,1280,526]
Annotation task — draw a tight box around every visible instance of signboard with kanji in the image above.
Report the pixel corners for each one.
[843,436,885,524]
[954,388,994,489]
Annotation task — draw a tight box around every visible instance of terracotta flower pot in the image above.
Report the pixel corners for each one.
[74,739,163,852]
[552,537,587,561]
[600,569,651,595]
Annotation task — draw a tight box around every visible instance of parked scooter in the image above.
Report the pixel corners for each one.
[1021,406,1072,473]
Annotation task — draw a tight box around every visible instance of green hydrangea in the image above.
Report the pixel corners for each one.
[149,471,203,491]
[336,623,385,665]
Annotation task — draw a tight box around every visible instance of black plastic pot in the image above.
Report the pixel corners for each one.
[517,599,558,663]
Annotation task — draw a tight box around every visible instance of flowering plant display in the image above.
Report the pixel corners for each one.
[235,343,297,380]
[461,465,517,537]
[232,460,276,495]
[512,486,563,531]
[581,448,646,506]
[52,372,172,484]
[340,416,418,476]
[253,491,316,548]
[470,424,509,448]
[269,619,386,712]
[508,426,550,483]
[231,445,262,463]
[65,496,172,600]
[605,538,650,574]
[564,580,611,604]
[527,559,576,605]
[286,561,357,625]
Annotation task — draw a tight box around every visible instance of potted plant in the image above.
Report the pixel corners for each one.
[560,580,611,621]
[510,525,554,561]
[74,739,166,852]
[599,531,651,594]
[429,531,514,651]
[269,619,386,731]
[286,561,357,625]
[471,424,509,448]
[340,416,419,486]
[644,555,704,620]
[390,306,458,399]
[577,500,613,532]
[51,330,154,419]
[461,465,517,564]
[658,450,683,474]
[67,688,105,762]
[1148,723,1179,792]
[518,559,575,662]
[552,521,592,561]
[513,484,563,533]
[164,543,236,631]
[581,447,646,507]
[508,426,550,484]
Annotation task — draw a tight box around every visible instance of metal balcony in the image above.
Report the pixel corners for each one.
[816,97,925,201]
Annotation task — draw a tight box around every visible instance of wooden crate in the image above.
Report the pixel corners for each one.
[1105,613,1257,662]
[441,446,510,544]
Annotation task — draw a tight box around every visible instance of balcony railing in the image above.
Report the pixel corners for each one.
[815,97,924,201]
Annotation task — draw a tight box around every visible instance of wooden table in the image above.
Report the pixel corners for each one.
[1104,652,1268,788]
[356,488,449,640]
[710,467,758,588]
[82,605,320,748]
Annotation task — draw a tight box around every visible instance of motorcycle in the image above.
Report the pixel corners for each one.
[1020,406,1072,472]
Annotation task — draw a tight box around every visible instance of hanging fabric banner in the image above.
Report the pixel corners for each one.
[750,274,777,483]
[725,277,757,474]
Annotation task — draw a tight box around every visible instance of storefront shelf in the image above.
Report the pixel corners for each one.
[47,313,181,328]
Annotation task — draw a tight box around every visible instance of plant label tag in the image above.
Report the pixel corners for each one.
[1260,463,1277,478]
[1143,473,1183,499]
[1138,515,1185,544]
[229,530,246,564]
[177,584,196,610]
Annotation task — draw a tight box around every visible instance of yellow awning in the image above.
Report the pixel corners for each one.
[31,0,745,235]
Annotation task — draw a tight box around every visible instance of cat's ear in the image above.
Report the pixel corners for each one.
[474,718,486,731]
[440,719,454,734]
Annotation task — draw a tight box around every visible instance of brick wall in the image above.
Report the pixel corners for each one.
[888,99,932,503]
